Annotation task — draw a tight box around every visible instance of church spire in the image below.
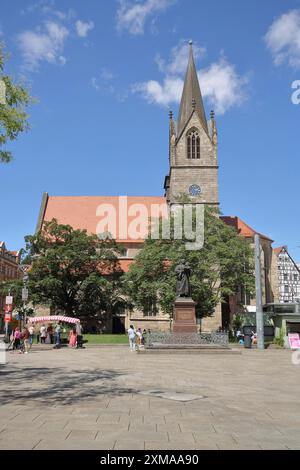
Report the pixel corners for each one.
[177,40,208,137]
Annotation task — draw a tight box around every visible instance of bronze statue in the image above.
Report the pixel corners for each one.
[175,259,192,298]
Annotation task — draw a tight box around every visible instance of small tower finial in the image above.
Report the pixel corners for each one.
[192,98,196,110]
[210,110,215,119]
[169,110,173,120]
[189,39,193,46]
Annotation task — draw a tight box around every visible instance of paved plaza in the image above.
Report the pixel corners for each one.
[0,345,300,450]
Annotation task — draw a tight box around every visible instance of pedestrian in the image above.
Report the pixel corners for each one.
[142,329,147,346]
[22,327,30,354]
[35,324,40,344]
[75,322,84,348]
[47,324,54,344]
[13,327,21,350]
[127,324,136,352]
[136,328,142,350]
[68,327,77,348]
[40,324,47,344]
[28,324,35,347]
[54,322,61,348]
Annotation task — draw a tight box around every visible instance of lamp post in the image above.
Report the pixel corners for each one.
[19,266,29,326]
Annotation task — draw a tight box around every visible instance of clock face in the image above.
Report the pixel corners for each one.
[189,184,201,196]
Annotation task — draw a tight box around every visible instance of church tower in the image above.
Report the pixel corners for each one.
[164,41,219,206]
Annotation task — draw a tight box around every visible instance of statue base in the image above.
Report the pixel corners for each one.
[173,297,197,333]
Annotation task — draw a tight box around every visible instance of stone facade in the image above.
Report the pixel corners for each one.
[167,112,219,206]
[0,242,20,330]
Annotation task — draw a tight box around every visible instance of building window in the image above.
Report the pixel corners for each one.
[284,274,288,281]
[284,285,289,294]
[294,274,299,281]
[143,298,157,317]
[187,129,200,159]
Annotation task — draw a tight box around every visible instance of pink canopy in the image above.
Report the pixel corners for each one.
[28,315,80,324]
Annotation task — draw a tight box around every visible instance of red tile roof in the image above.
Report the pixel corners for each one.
[43,196,167,243]
[220,216,273,242]
[273,246,287,255]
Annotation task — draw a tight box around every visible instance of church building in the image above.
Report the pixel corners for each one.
[36,43,277,333]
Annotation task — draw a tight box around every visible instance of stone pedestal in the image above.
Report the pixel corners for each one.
[173,298,197,333]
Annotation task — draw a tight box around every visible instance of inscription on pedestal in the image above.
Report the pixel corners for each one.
[173,299,197,333]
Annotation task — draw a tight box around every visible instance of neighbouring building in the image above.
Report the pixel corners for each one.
[272,246,300,304]
[0,241,21,330]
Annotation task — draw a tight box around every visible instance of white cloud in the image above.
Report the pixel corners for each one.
[116,0,176,35]
[91,77,100,91]
[133,42,248,115]
[199,59,248,114]
[75,20,94,38]
[100,67,115,80]
[91,69,115,94]
[17,21,69,70]
[155,41,206,75]
[132,76,183,106]
[265,9,300,68]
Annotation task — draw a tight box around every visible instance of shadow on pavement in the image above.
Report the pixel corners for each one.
[0,365,135,406]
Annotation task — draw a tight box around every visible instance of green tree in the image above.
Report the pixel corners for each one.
[124,206,255,319]
[0,44,33,163]
[23,219,123,317]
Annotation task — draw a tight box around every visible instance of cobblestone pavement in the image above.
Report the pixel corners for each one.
[0,346,299,450]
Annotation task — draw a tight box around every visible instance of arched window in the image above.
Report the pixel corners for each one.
[187,129,200,159]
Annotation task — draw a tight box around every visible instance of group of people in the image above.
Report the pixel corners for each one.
[127,325,149,351]
[11,326,31,354]
[10,321,84,352]
[236,329,257,345]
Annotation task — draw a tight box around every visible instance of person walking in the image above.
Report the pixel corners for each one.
[40,324,47,344]
[54,322,61,348]
[68,327,77,348]
[75,322,84,348]
[127,325,136,352]
[13,328,21,350]
[22,327,30,354]
[135,328,143,351]
[47,324,53,344]
[28,325,35,347]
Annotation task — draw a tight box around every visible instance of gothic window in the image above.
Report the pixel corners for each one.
[187,129,200,159]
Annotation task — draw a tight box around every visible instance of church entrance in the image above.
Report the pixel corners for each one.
[112,315,125,334]
[112,302,126,334]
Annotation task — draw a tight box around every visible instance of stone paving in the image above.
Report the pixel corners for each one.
[0,345,300,450]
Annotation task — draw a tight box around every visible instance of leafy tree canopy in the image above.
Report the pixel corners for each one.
[0,44,33,163]
[124,206,255,318]
[21,219,123,317]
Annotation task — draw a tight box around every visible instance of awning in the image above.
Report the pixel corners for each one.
[28,316,80,324]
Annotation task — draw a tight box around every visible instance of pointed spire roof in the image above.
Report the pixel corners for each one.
[177,41,208,137]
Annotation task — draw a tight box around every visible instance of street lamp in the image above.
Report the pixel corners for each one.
[19,265,29,326]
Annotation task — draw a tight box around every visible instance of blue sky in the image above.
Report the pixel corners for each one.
[0,0,300,262]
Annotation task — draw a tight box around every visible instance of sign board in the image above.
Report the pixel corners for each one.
[22,288,29,301]
[4,305,12,313]
[5,296,13,305]
[4,313,12,322]
[288,333,300,349]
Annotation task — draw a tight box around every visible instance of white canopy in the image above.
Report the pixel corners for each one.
[28,315,80,324]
